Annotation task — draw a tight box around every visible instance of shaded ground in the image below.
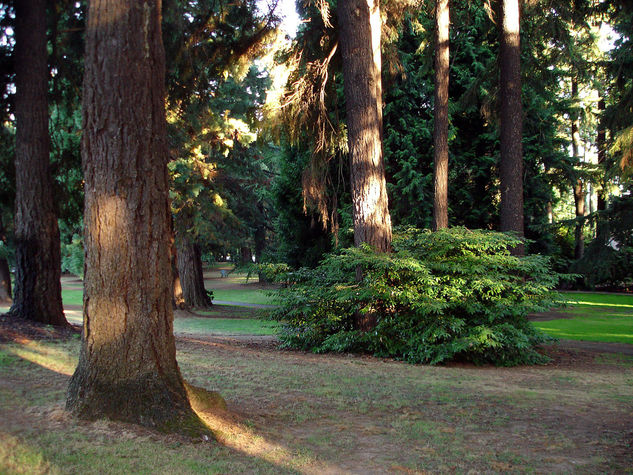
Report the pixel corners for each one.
[0,322,631,473]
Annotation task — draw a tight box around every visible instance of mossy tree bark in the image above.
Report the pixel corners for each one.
[66,0,204,433]
[9,0,67,325]
[177,237,211,309]
[498,0,525,255]
[432,0,450,231]
[338,0,392,254]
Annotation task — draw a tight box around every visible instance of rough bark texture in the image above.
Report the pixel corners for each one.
[66,0,204,433]
[338,0,392,252]
[9,0,67,325]
[432,0,450,231]
[498,0,525,255]
[177,238,211,309]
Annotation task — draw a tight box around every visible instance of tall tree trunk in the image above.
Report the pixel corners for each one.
[432,0,450,231]
[240,246,253,266]
[338,0,392,253]
[571,79,584,260]
[9,0,66,325]
[67,0,204,433]
[177,238,211,309]
[498,0,525,255]
[596,98,606,211]
[169,227,186,309]
[0,217,11,304]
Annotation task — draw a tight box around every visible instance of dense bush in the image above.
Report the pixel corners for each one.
[269,227,560,366]
[572,196,633,289]
[61,233,84,277]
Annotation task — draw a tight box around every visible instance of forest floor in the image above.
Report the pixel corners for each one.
[0,271,632,473]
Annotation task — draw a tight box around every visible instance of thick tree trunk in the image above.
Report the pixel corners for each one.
[498,0,525,255]
[571,79,584,260]
[432,0,450,231]
[9,0,66,325]
[177,238,211,308]
[67,0,204,433]
[338,0,392,253]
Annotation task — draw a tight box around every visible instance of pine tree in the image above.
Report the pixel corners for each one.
[67,0,204,431]
[498,0,525,255]
[9,0,67,325]
[338,0,392,252]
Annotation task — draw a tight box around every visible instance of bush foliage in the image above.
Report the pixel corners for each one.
[270,227,560,366]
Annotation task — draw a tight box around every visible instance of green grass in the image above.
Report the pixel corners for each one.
[535,292,633,344]
[535,311,633,344]
[175,317,276,336]
[211,289,276,305]
[61,289,84,306]
[560,291,633,308]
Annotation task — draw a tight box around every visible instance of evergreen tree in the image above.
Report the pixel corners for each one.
[9,0,67,325]
[338,0,392,252]
[498,0,525,254]
[67,0,203,431]
[433,0,450,230]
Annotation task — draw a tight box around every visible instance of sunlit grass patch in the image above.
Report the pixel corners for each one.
[560,292,633,309]
[1,340,78,376]
[535,314,633,344]
[210,289,276,305]
[174,317,276,336]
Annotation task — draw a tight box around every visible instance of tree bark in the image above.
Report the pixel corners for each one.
[338,0,392,253]
[170,230,186,309]
[571,79,584,260]
[67,0,204,433]
[9,0,67,325]
[177,238,212,309]
[0,218,11,304]
[596,98,606,211]
[570,83,585,259]
[432,0,450,231]
[498,0,525,255]
[240,246,253,266]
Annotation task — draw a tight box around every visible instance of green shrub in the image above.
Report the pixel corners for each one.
[269,227,560,366]
[61,233,84,277]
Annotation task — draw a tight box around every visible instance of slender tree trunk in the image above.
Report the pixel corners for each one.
[170,230,186,309]
[432,0,450,231]
[338,0,392,253]
[240,246,253,266]
[177,238,211,308]
[9,0,66,325]
[571,79,584,260]
[498,0,524,255]
[596,98,606,211]
[0,217,11,304]
[67,0,204,433]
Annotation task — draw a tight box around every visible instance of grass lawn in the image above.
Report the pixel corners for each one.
[211,288,276,305]
[175,316,276,336]
[533,292,633,345]
[1,334,632,473]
